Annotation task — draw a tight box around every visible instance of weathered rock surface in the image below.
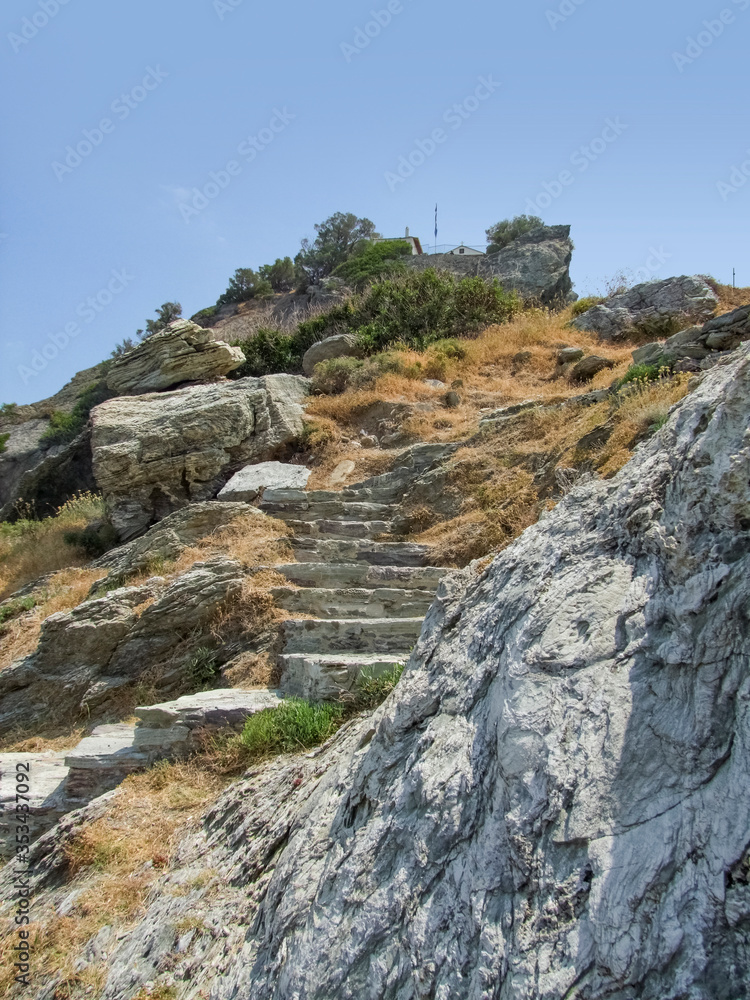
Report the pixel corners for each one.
[72,344,750,999]
[0,560,244,735]
[633,303,750,369]
[217,461,311,503]
[0,428,96,521]
[302,333,363,376]
[92,501,263,579]
[0,751,69,860]
[568,354,615,383]
[571,274,719,341]
[91,374,309,540]
[106,320,245,394]
[407,225,574,304]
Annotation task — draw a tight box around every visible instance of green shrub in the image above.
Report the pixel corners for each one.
[217,268,273,306]
[0,402,18,418]
[618,363,670,388]
[571,295,605,316]
[486,214,543,254]
[332,240,412,290]
[239,698,344,758]
[190,305,218,325]
[259,256,296,292]
[0,432,9,454]
[41,381,113,447]
[186,647,220,690]
[63,522,119,558]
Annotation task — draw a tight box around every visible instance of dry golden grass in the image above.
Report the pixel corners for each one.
[0,493,106,600]
[0,567,107,672]
[0,724,87,754]
[704,277,750,314]
[0,762,225,1000]
[170,511,292,577]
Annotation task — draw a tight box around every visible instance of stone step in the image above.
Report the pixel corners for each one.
[285,519,391,540]
[275,562,449,591]
[271,586,435,619]
[0,752,70,861]
[63,723,145,801]
[278,653,408,702]
[282,617,424,654]
[291,538,436,567]
[260,500,392,522]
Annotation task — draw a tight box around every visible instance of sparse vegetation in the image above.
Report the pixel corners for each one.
[186,646,220,689]
[571,295,605,316]
[239,697,345,759]
[332,239,412,289]
[485,214,544,254]
[0,432,8,454]
[295,211,378,285]
[40,381,113,446]
[618,362,670,388]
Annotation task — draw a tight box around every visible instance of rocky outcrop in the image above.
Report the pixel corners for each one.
[106,320,245,394]
[217,461,311,503]
[406,225,574,305]
[0,560,244,735]
[68,344,750,999]
[302,333,363,376]
[91,375,309,540]
[633,303,750,370]
[0,427,96,521]
[572,274,719,340]
[92,501,264,579]
[568,354,615,383]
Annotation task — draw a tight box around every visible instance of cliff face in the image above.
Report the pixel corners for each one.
[88,347,750,999]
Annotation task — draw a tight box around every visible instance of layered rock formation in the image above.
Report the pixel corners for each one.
[106,320,245,394]
[91,374,309,539]
[572,275,719,340]
[75,343,750,999]
[407,224,574,304]
[633,303,750,370]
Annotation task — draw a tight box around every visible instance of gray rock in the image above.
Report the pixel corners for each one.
[569,355,615,383]
[0,751,69,860]
[632,304,750,369]
[63,724,146,802]
[0,428,96,522]
[106,320,245,394]
[406,225,574,304]
[572,275,719,341]
[92,342,750,999]
[302,334,363,376]
[93,501,264,579]
[444,391,461,408]
[423,379,447,389]
[217,461,311,502]
[557,346,584,364]
[91,374,309,540]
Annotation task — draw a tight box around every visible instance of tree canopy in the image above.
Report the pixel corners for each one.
[295,212,378,285]
[485,215,544,255]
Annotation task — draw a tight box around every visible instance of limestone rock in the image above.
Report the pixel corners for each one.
[302,334,363,376]
[0,428,95,522]
[0,751,69,861]
[217,461,311,503]
[0,561,243,735]
[91,374,309,540]
[93,501,263,579]
[106,321,245,394]
[633,303,750,369]
[406,224,573,305]
[572,275,719,341]
[81,344,750,999]
[558,346,584,364]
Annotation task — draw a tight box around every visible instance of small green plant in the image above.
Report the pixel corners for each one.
[355,663,404,710]
[0,595,37,632]
[186,647,220,690]
[571,295,605,317]
[239,698,344,758]
[41,381,113,447]
[311,351,415,395]
[618,362,671,388]
[0,432,9,454]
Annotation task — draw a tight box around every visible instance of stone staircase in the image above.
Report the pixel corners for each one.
[258,452,452,702]
[0,445,455,858]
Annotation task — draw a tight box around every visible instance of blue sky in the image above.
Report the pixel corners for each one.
[1,0,747,404]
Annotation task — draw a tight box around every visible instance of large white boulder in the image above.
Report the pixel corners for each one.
[217,461,311,502]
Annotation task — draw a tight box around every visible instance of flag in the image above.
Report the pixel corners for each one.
[434,203,438,240]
